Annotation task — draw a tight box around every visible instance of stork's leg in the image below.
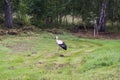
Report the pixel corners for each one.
[56,47,65,57]
[59,48,65,57]
[56,46,60,56]
[57,47,64,56]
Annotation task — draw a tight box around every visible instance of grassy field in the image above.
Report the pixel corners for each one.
[0,31,120,80]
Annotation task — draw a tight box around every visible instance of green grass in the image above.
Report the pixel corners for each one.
[0,32,120,80]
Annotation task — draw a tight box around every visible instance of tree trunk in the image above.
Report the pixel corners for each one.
[94,20,97,37]
[112,1,115,28]
[72,15,75,25]
[97,0,107,32]
[59,15,62,24]
[4,0,13,28]
[65,15,68,26]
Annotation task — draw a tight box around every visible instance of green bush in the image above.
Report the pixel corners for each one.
[30,17,45,28]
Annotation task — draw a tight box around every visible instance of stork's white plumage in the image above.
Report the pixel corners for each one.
[55,36,67,50]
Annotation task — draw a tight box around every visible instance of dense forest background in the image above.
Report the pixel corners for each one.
[0,0,120,32]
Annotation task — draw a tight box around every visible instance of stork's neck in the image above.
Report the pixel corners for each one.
[55,36,58,40]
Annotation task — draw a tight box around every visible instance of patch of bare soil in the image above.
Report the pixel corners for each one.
[5,42,33,54]
[43,52,56,58]
[71,30,120,39]
[46,63,70,70]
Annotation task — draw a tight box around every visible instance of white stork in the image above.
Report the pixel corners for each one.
[55,36,67,50]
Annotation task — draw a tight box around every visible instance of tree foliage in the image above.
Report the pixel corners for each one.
[0,0,120,31]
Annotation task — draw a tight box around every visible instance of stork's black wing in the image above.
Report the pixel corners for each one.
[58,42,67,50]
